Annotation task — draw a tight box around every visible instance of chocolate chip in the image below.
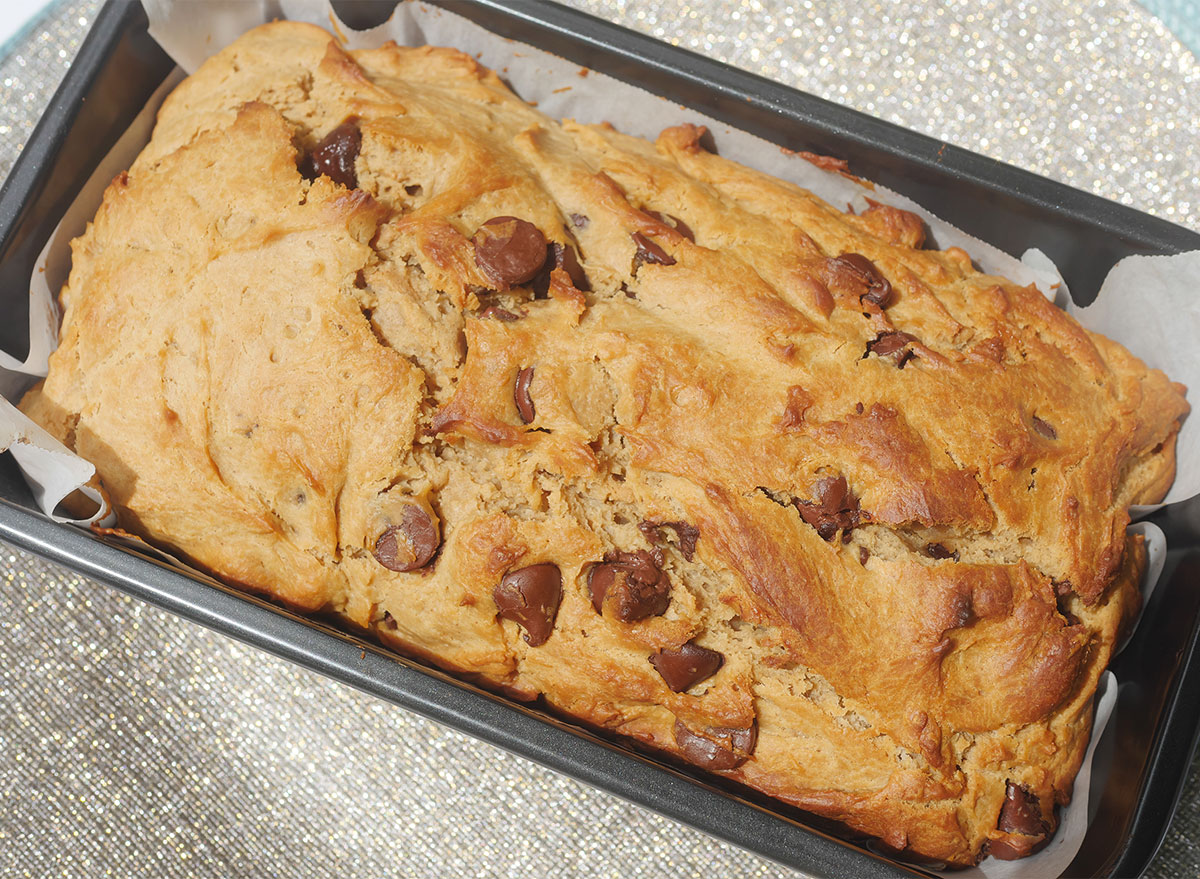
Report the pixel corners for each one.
[667,216,695,242]
[554,242,590,291]
[300,118,362,189]
[569,212,589,229]
[631,232,676,270]
[1031,416,1057,440]
[479,306,520,322]
[794,476,866,541]
[587,565,614,611]
[533,242,590,297]
[866,330,918,367]
[989,782,1052,860]
[493,563,562,646]
[588,550,671,622]
[650,640,723,692]
[988,837,1044,861]
[725,723,757,755]
[819,476,848,510]
[473,217,548,287]
[925,542,959,561]
[638,520,700,562]
[997,782,1049,836]
[1056,592,1082,628]
[372,503,441,572]
[974,336,1007,362]
[514,367,536,424]
[833,253,894,309]
[859,546,870,565]
[381,610,397,630]
[673,720,757,770]
[949,591,976,628]
[779,385,812,430]
[867,331,916,356]
[645,210,696,242]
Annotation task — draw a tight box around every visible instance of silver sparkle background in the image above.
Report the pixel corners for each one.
[0,1,1197,877]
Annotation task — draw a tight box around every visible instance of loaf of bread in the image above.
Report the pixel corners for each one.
[22,21,1188,866]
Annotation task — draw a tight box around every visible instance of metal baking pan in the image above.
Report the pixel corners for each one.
[1,1,1199,876]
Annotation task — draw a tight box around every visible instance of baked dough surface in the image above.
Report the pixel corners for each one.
[22,22,1188,865]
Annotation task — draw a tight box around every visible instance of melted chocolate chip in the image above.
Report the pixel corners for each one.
[834,253,894,309]
[372,503,441,572]
[866,330,918,367]
[859,546,870,565]
[1031,416,1057,440]
[554,242,590,290]
[381,610,397,630]
[779,385,813,430]
[631,232,676,269]
[588,550,671,622]
[638,520,700,562]
[645,209,696,242]
[587,564,615,612]
[818,475,848,510]
[479,306,520,322]
[514,367,536,424]
[533,242,590,297]
[493,563,562,646]
[569,213,589,229]
[988,837,1043,861]
[668,216,695,242]
[300,118,362,189]
[650,640,723,692]
[925,542,959,561]
[794,476,866,541]
[989,782,1052,860]
[867,331,916,356]
[473,217,548,287]
[998,783,1049,836]
[673,720,757,770]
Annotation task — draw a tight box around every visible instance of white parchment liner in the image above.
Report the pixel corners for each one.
[1,1,1197,874]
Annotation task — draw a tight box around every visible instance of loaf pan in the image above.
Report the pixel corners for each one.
[1,2,1198,876]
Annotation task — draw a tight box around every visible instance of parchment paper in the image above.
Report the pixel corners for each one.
[1,1,1196,875]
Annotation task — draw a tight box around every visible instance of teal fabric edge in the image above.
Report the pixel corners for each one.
[1139,0,1200,57]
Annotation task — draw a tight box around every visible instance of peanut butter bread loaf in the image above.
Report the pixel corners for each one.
[21,21,1188,866]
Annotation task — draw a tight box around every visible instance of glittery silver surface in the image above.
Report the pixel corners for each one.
[564,0,1200,233]
[0,2,1197,877]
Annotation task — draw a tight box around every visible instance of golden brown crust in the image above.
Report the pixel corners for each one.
[21,22,1188,866]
